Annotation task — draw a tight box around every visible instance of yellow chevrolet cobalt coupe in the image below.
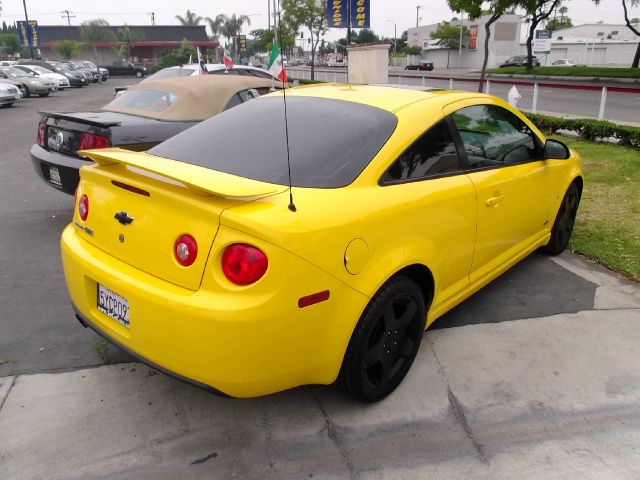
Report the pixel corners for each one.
[62,84,582,402]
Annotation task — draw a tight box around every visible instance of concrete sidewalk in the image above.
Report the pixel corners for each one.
[1,254,639,480]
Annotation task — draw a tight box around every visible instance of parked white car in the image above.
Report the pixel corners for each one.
[113,63,278,95]
[551,59,577,66]
[14,64,71,90]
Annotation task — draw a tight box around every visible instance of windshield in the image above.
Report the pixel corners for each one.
[143,67,196,83]
[150,97,398,188]
[31,66,50,75]
[6,68,29,78]
[53,63,72,72]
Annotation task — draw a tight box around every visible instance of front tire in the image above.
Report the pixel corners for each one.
[135,71,143,78]
[38,93,49,97]
[339,275,426,403]
[541,182,580,255]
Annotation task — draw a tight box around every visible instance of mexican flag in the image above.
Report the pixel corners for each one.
[268,39,288,83]
[223,45,234,70]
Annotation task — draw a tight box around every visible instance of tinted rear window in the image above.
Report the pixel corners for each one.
[109,89,177,112]
[149,96,397,188]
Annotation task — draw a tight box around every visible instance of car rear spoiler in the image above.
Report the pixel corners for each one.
[39,111,122,128]
[79,147,286,198]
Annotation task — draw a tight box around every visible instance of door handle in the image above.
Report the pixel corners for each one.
[486,195,504,208]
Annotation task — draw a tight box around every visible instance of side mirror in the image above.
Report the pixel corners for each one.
[544,139,570,160]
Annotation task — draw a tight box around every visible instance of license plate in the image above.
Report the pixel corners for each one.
[49,166,62,187]
[97,284,130,328]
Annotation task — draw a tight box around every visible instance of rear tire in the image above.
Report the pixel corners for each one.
[38,93,49,97]
[541,182,580,255]
[339,275,425,403]
[136,71,143,78]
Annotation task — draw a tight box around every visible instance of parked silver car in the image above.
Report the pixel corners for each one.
[14,64,71,90]
[0,82,22,107]
[0,67,57,97]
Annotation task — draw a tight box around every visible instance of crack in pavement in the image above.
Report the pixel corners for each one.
[312,389,358,479]
[427,336,490,466]
[0,375,18,414]
[190,451,218,465]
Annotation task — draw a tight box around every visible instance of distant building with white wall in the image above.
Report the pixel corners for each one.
[406,14,523,69]
[520,24,640,66]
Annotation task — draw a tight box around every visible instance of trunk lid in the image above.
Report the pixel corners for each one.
[75,148,286,290]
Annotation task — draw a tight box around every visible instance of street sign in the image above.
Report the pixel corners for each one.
[17,20,39,48]
[234,35,247,53]
[534,29,552,54]
[468,25,478,50]
[328,0,348,28]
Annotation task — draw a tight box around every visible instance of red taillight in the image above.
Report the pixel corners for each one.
[221,244,268,286]
[37,122,47,147]
[77,132,110,151]
[78,194,89,221]
[174,234,198,267]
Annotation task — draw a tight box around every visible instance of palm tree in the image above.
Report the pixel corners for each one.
[79,19,115,63]
[217,14,252,59]
[113,25,144,59]
[206,14,225,40]
[175,10,203,26]
[54,39,81,60]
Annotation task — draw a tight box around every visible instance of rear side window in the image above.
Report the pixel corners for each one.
[452,104,541,169]
[109,89,177,112]
[150,96,397,188]
[382,119,460,183]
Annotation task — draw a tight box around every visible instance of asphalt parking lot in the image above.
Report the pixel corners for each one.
[1,79,639,479]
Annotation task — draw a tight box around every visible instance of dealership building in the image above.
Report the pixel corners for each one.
[32,25,218,66]
[407,16,640,68]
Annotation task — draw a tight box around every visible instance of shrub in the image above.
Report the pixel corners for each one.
[525,113,640,147]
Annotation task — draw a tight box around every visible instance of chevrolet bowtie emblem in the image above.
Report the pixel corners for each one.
[114,211,134,225]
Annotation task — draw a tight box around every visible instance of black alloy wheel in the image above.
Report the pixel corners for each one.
[542,182,581,255]
[339,275,426,402]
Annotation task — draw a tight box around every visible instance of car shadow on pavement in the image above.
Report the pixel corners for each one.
[431,253,597,330]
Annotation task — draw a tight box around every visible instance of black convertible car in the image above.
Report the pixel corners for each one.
[30,75,278,195]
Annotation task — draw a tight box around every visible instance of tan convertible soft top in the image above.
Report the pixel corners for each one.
[102,75,280,121]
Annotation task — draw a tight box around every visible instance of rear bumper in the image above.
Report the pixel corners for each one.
[30,143,89,195]
[61,224,369,398]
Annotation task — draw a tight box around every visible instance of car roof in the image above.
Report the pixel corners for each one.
[102,74,279,121]
[280,83,482,113]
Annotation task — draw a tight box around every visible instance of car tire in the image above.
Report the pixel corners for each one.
[23,87,31,98]
[339,275,426,403]
[136,71,143,78]
[38,93,49,97]
[541,182,581,256]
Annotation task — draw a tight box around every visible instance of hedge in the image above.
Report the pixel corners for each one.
[525,113,640,147]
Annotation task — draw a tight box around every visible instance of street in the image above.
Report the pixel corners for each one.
[289,67,640,124]
[1,78,640,479]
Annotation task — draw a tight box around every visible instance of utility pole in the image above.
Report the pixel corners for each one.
[60,10,75,26]
[347,0,352,45]
[22,0,35,59]
[458,11,464,67]
[268,0,271,30]
[148,12,155,26]
[416,5,423,28]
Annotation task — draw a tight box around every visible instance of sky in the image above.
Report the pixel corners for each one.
[0,0,636,41]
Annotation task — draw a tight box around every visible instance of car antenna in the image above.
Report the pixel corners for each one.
[277,2,296,213]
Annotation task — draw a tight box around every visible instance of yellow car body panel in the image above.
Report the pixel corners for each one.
[61,84,583,397]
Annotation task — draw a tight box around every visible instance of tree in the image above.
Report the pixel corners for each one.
[206,14,225,41]
[54,39,81,60]
[449,0,526,92]
[523,0,562,70]
[430,22,469,68]
[594,0,639,68]
[0,33,21,58]
[175,10,203,26]
[213,14,252,60]
[282,0,327,80]
[157,39,197,69]
[546,17,572,30]
[356,28,378,44]
[79,19,115,63]
[113,25,144,59]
